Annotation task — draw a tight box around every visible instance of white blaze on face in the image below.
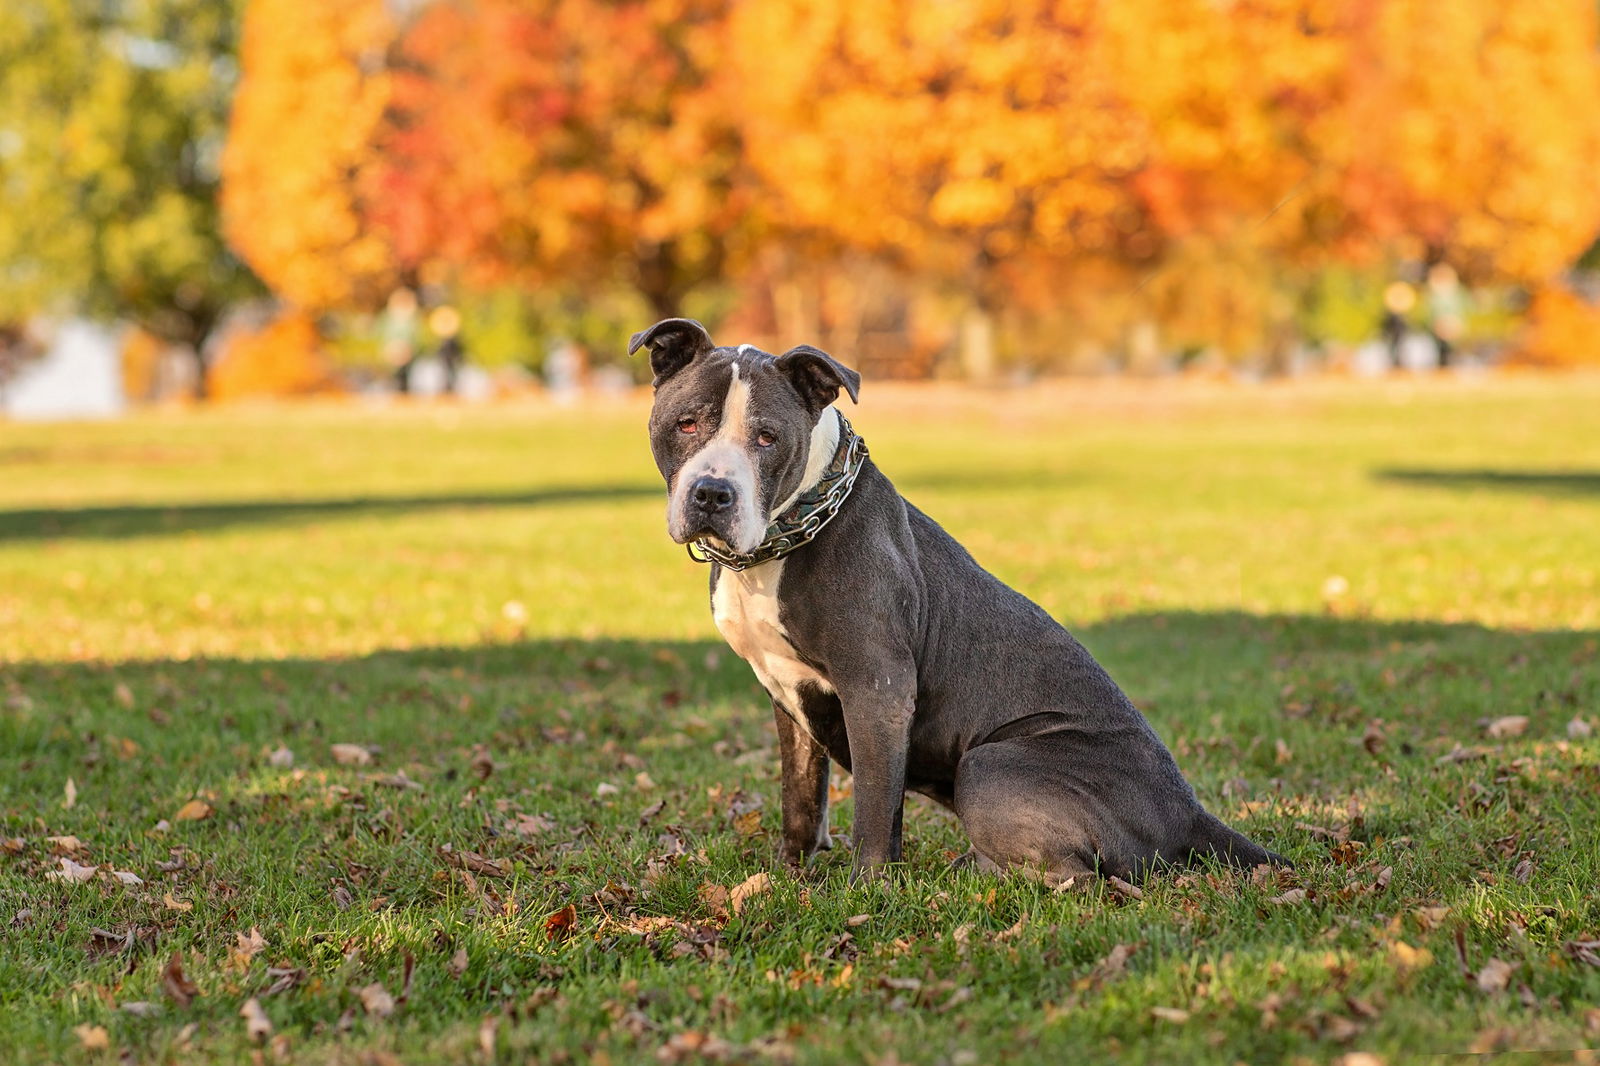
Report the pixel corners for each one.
[772,407,840,517]
[671,362,765,552]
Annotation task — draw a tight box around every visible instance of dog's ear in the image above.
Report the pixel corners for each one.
[776,344,861,413]
[628,318,715,387]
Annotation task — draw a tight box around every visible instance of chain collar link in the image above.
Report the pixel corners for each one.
[686,415,867,572]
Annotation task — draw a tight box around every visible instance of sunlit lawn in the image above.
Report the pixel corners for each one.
[2,375,1599,1064]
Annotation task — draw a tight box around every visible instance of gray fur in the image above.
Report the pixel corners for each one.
[640,322,1287,883]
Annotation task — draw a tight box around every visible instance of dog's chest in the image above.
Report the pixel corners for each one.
[712,562,834,729]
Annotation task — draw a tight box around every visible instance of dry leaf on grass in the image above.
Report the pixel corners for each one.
[119,1002,160,1018]
[358,982,396,1019]
[449,948,469,977]
[234,927,267,962]
[1106,876,1144,900]
[1150,1006,1190,1023]
[330,743,373,766]
[174,799,212,822]
[544,904,577,943]
[240,997,273,1043]
[1569,717,1594,739]
[1389,941,1434,973]
[1485,716,1528,739]
[47,835,84,854]
[73,1024,109,1051]
[162,952,199,1008]
[111,870,143,886]
[1476,958,1516,993]
[164,892,193,913]
[267,746,295,768]
[63,777,77,810]
[47,857,98,884]
[729,872,772,915]
[1269,889,1308,905]
[478,1013,500,1059]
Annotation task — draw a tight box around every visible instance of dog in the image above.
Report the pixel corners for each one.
[632,317,1286,883]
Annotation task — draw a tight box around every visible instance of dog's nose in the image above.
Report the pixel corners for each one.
[690,476,736,513]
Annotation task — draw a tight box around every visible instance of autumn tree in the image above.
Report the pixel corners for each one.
[377,0,749,319]
[222,0,401,312]
[0,0,261,398]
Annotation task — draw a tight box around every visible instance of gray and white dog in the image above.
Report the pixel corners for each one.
[633,317,1285,883]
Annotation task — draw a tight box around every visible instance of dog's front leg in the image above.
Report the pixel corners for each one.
[773,700,832,865]
[840,682,915,882]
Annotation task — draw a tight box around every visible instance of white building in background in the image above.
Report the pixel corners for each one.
[0,319,125,420]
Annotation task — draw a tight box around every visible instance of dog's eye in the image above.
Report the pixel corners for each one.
[677,417,698,435]
[756,431,776,448]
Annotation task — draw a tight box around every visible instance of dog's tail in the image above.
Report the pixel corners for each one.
[1190,811,1293,870]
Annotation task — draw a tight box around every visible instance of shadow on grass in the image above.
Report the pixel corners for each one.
[0,484,659,543]
[1376,467,1600,498]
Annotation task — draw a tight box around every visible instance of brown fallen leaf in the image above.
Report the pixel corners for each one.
[267,746,295,768]
[174,799,212,822]
[358,982,396,1019]
[729,872,773,915]
[112,870,143,886]
[63,777,78,810]
[1564,939,1600,967]
[1389,941,1434,973]
[89,927,135,955]
[235,927,267,961]
[47,857,99,884]
[845,914,872,928]
[162,952,199,1008]
[1485,716,1528,739]
[47,835,84,854]
[1476,957,1516,993]
[1106,876,1144,900]
[164,892,193,913]
[731,809,763,837]
[449,947,469,978]
[114,682,135,708]
[264,966,305,997]
[544,904,577,942]
[73,1024,109,1051]
[478,1012,500,1058]
[1150,1006,1190,1023]
[240,997,273,1043]
[331,883,353,910]
[1085,942,1138,986]
[1569,716,1594,739]
[1,837,24,854]
[330,743,373,766]
[1269,888,1308,906]
[441,847,510,878]
[119,1001,160,1018]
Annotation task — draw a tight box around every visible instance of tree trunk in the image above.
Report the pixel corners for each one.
[958,303,997,382]
[190,343,211,401]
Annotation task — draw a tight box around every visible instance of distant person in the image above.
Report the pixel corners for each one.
[1426,263,1467,368]
[428,306,466,395]
[1381,281,1416,370]
[380,288,421,394]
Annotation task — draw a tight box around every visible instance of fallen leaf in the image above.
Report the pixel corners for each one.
[449,948,469,977]
[240,997,273,1043]
[441,846,510,878]
[161,952,199,1008]
[331,884,353,910]
[595,782,619,798]
[120,1001,160,1017]
[1564,939,1600,967]
[112,870,143,886]
[469,745,496,780]
[47,835,84,854]
[64,777,78,810]
[1389,941,1434,973]
[1086,943,1138,985]
[731,809,763,837]
[73,1024,109,1051]
[729,872,772,915]
[1274,738,1293,765]
[164,892,193,913]
[267,746,295,768]
[1106,876,1144,900]
[996,914,1029,942]
[89,927,135,954]
[330,743,373,766]
[1269,889,1308,906]
[638,799,665,825]
[264,966,305,996]
[846,914,872,928]
[174,799,213,822]
[1476,958,1516,993]
[635,772,656,791]
[358,982,395,1019]
[1,837,23,854]
[478,1013,499,1058]
[1569,717,1594,739]
[47,857,98,884]
[235,927,267,961]
[544,904,577,942]
[114,682,135,708]
[510,812,555,838]
[1150,1006,1190,1023]
[1485,716,1528,739]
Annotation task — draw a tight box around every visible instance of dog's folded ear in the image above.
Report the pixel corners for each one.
[628,318,715,386]
[776,344,861,413]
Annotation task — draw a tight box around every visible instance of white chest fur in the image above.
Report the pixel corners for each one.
[712,560,834,733]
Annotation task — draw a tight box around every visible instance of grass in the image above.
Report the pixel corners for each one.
[2,375,1599,1064]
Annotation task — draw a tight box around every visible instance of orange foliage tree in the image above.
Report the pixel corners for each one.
[376,0,749,318]
[222,0,402,311]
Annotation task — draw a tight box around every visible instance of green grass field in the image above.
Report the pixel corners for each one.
[3,376,1599,1064]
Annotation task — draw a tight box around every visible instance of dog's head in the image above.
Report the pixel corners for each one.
[632,318,860,554]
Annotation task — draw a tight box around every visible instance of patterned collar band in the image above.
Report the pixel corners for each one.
[686,414,868,572]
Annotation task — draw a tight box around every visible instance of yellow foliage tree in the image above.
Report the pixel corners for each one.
[221,0,400,311]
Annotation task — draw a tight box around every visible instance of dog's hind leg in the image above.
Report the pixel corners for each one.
[952,739,1113,884]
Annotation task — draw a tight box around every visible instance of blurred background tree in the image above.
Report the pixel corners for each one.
[0,0,262,399]
[5,0,1600,400]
